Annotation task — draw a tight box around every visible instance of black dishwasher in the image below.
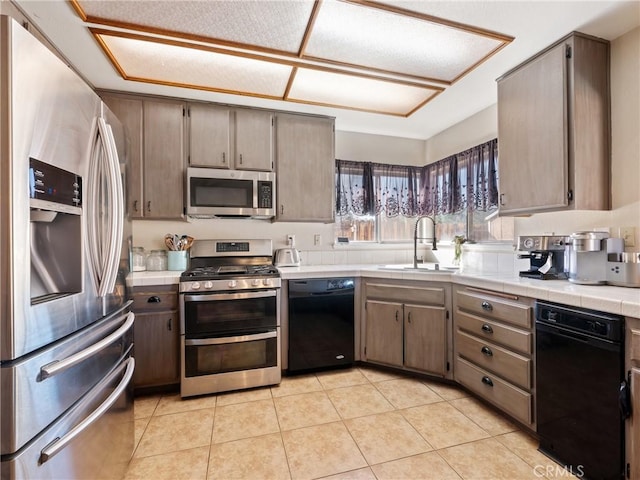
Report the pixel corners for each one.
[536,300,627,480]
[288,278,355,373]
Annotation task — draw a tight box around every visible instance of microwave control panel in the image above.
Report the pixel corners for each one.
[29,157,82,207]
[257,181,273,209]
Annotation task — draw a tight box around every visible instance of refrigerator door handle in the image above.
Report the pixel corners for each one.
[39,356,135,464]
[99,121,124,297]
[39,312,134,381]
[87,123,103,287]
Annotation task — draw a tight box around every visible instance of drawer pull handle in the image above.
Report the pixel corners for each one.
[481,301,493,311]
[167,318,172,331]
[481,324,493,334]
[395,310,399,322]
[147,296,161,303]
[481,376,494,387]
[481,346,493,356]
[407,312,412,323]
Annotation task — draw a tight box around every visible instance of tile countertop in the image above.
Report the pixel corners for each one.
[129,264,640,318]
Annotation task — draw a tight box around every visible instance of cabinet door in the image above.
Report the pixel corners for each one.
[188,103,231,168]
[275,114,335,222]
[101,95,144,218]
[234,109,273,171]
[133,311,180,388]
[143,100,185,218]
[630,367,640,480]
[497,42,569,214]
[404,304,447,376]
[365,300,403,367]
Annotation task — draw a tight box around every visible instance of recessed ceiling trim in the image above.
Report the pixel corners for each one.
[90,28,445,90]
[92,28,443,116]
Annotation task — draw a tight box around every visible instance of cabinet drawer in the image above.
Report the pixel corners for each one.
[132,286,178,312]
[455,357,532,425]
[366,283,445,306]
[629,327,640,363]
[456,311,532,355]
[456,330,531,389]
[457,291,531,328]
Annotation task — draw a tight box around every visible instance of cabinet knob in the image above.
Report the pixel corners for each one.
[147,296,161,303]
[481,376,494,387]
[481,323,493,334]
[481,301,493,311]
[481,346,493,357]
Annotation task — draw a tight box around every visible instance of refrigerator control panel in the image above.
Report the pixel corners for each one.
[29,157,81,207]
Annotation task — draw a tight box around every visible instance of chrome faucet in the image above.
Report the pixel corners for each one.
[413,215,437,268]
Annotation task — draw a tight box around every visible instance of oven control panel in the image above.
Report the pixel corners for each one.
[181,277,281,292]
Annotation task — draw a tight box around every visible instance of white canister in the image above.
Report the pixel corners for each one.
[167,250,188,271]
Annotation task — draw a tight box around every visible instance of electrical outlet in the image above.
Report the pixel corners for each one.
[314,234,321,246]
[619,226,636,247]
[286,234,295,246]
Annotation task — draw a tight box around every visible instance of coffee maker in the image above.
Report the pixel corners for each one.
[568,231,609,284]
[517,235,568,280]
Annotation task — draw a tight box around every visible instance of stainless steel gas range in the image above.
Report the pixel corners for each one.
[179,239,281,398]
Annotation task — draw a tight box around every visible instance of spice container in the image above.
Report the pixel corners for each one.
[146,250,168,271]
[132,247,147,272]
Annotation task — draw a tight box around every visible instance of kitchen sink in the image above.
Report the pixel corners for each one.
[377,263,452,273]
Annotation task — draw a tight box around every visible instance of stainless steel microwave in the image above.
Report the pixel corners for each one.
[186,167,276,218]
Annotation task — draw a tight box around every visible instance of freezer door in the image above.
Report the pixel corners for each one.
[0,303,134,455]
[1,354,135,480]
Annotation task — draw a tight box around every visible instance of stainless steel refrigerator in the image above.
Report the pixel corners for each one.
[0,15,134,479]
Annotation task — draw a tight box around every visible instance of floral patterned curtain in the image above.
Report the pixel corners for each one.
[336,138,499,217]
[335,160,375,216]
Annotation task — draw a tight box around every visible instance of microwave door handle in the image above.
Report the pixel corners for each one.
[39,356,135,464]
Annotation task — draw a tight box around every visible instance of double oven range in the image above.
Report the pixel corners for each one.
[179,239,281,397]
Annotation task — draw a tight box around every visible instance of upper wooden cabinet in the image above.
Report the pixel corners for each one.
[235,109,274,171]
[102,94,185,219]
[143,99,186,219]
[101,94,144,218]
[188,103,231,169]
[275,114,335,222]
[188,104,273,171]
[497,32,610,215]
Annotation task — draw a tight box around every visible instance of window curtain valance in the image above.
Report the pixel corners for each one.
[336,138,498,218]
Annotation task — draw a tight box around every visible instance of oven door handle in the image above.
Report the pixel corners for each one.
[185,330,277,346]
[183,290,277,302]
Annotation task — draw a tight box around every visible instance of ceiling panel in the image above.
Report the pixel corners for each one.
[287,68,442,116]
[304,0,510,83]
[76,0,314,54]
[95,31,293,98]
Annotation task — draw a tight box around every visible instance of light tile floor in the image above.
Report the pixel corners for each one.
[125,366,568,480]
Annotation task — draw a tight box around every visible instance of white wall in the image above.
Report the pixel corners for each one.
[423,26,640,248]
[336,131,425,166]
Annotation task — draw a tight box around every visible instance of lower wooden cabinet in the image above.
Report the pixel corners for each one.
[363,280,450,378]
[453,286,534,427]
[132,285,180,391]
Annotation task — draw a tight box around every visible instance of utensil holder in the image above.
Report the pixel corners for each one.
[167,251,188,271]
